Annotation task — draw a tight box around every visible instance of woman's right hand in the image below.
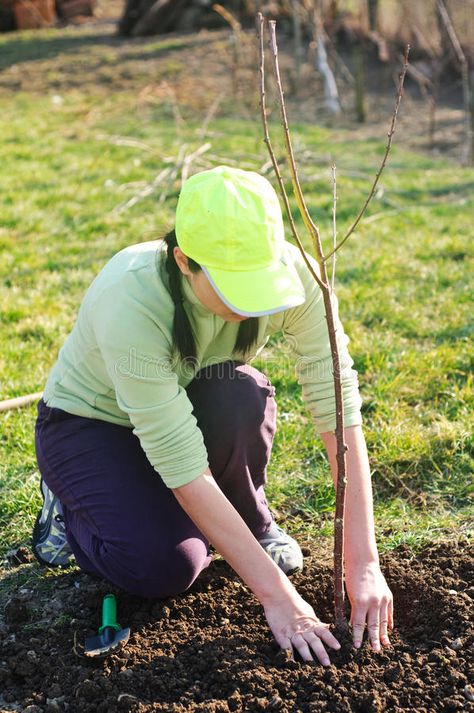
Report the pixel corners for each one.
[173,473,340,665]
[263,590,341,666]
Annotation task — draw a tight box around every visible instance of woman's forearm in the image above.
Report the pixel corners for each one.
[320,425,379,569]
[172,470,295,605]
[174,470,343,664]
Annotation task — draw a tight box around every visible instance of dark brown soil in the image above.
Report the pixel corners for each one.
[0,541,472,712]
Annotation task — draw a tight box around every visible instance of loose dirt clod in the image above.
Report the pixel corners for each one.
[4,596,30,624]
[0,541,472,712]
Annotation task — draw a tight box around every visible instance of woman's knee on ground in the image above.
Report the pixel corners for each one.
[100,538,210,599]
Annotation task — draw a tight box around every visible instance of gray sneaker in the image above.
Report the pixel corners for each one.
[258,521,304,575]
[32,479,74,568]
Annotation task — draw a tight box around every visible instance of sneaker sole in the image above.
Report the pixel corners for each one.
[31,511,72,568]
[285,566,303,576]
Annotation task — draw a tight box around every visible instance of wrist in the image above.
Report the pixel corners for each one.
[345,553,380,574]
[345,531,379,571]
[256,566,298,608]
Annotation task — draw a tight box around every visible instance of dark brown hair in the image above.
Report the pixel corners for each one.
[163,230,260,362]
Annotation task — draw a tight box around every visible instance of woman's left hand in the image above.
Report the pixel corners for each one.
[345,561,394,651]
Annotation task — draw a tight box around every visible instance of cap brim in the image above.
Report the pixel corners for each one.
[201,257,306,317]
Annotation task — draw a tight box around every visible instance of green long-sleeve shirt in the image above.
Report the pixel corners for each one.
[43,240,363,488]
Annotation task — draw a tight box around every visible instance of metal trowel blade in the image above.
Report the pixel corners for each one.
[84,627,131,657]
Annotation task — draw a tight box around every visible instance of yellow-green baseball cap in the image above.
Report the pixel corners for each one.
[175,166,306,316]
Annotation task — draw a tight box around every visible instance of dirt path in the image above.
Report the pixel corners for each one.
[0,541,472,712]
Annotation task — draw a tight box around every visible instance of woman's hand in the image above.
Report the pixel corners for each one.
[263,591,341,666]
[346,561,394,651]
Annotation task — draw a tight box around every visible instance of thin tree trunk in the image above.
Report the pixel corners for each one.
[367,0,378,32]
[470,70,474,162]
[290,0,303,91]
[259,15,348,630]
[354,42,367,123]
[313,4,341,115]
[436,0,473,164]
[258,13,409,634]
[327,0,339,26]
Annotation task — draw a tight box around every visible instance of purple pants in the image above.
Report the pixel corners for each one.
[35,362,277,598]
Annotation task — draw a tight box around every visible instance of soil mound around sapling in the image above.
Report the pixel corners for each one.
[0,541,472,712]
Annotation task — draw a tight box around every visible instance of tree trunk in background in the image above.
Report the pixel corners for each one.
[131,0,188,36]
[118,0,189,36]
[367,0,378,32]
[118,0,141,36]
[436,2,452,65]
[313,3,341,115]
[326,0,339,28]
[290,0,303,90]
[354,42,367,122]
[470,70,474,160]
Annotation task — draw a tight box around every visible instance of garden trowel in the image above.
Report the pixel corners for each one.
[84,593,130,657]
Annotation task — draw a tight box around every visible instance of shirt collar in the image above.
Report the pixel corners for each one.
[181,274,214,318]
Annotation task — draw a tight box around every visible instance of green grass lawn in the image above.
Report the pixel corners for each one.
[0,22,473,562]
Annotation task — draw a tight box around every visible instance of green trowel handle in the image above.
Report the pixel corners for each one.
[99,594,121,634]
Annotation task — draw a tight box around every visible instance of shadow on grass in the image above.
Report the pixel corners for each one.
[0,31,121,72]
[395,180,474,202]
[0,29,203,74]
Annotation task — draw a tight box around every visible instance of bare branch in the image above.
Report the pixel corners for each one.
[95,133,156,153]
[213,3,242,100]
[113,143,210,213]
[159,143,188,205]
[197,92,225,139]
[436,0,466,67]
[212,3,241,32]
[267,20,327,267]
[324,45,410,261]
[331,164,337,291]
[0,392,44,413]
[180,142,212,187]
[160,80,185,135]
[113,167,171,213]
[256,13,326,292]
